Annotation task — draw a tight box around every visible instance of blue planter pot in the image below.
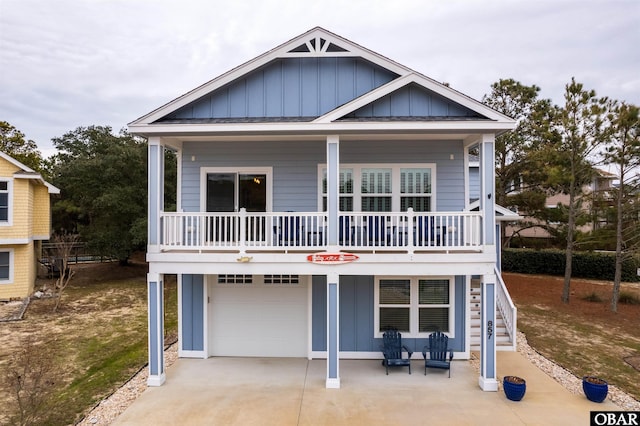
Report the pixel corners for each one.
[503,376,526,401]
[583,376,608,403]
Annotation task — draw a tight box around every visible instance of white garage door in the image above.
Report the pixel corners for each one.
[208,276,308,357]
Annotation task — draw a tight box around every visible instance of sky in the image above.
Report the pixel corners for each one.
[1,0,639,157]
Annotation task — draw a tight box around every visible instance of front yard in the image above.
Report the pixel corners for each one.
[504,272,640,402]
[0,260,177,425]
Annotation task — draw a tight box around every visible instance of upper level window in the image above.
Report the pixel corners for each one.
[320,164,435,212]
[361,168,392,212]
[0,180,10,224]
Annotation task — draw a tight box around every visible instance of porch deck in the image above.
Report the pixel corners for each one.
[113,352,615,425]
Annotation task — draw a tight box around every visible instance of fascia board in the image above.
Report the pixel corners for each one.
[12,173,60,194]
[128,120,515,137]
[0,151,35,173]
[315,73,515,125]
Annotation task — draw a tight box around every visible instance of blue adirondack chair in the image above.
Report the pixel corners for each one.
[380,329,413,374]
[422,331,453,377]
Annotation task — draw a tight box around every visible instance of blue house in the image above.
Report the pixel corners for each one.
[129,27,518,391]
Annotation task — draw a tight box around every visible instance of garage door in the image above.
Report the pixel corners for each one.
[208,276,308,357]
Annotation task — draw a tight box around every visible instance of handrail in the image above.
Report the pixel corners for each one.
[495,266,517,350]
[159,209,483,253]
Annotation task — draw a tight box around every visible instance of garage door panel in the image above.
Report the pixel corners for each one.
[209,281,307,357]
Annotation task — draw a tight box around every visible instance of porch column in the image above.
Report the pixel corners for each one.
[148,137,165,253]
[148,272,166,386]
[326,135,339,247]
[326,272,340,388]
[479,134,495,248]
[479,273,498,391]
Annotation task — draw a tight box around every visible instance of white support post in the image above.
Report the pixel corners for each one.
[148,137,165,253]
[326,272,340,388]
[479,273,498,391]
[326,136,339,248]
[147,272,166,386]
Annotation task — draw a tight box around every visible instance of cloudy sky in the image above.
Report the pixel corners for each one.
[1,0,639,157]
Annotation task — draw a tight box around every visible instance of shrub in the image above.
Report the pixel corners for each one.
[618,292,640,305]
[502,249,640,282]
[582,292,603,303]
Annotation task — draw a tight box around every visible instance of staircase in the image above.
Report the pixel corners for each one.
[470,277,516,351]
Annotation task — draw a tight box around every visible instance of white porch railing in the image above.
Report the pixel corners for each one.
[160,209,482,253]
[495,267,517,351]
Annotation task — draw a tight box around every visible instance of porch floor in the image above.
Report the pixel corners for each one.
[113,352,616,425]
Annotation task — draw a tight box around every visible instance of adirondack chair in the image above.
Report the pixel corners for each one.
[380,329,413,374]
[422,331,454,377]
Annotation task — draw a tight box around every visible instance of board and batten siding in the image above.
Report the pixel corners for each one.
[312,275,466,354]
[181,140,465,213]
[165,58,398,120]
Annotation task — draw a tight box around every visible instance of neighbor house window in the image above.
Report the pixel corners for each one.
[0,180,10,224]
[319,164,435,212]
[0,250,12,283]
[375,276,453,337]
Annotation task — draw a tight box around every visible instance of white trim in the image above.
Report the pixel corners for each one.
[465,275,471,356]
[180,350,206,358]
[318,163,437,213]
[130,120,516,138]
[325,377,341,389]
[0,238,30,244]
[147,373,166,387]
[314,73,512,124]
[0,248,14,284]
[479,377,499,392]
[199,167,273,213]
[374,276,455,339]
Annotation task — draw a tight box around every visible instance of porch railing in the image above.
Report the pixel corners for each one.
[495,267,517,351]
[160,209,482,253]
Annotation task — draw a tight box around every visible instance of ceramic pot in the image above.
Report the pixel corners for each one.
[503,375,526,401]
[583,376,608,403]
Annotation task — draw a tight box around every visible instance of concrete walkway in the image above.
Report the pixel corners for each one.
[113,352,616,425]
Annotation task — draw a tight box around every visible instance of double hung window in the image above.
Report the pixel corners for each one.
[375,277,453,337]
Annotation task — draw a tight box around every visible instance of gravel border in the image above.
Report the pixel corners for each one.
[79,333,639,424]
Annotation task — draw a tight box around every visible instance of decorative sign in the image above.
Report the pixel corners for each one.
[307,252,359,265]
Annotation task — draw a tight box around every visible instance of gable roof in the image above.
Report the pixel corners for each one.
[129,27,515,136]
[0,151,60,194]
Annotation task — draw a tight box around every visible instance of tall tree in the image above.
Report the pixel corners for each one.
[47,125,177,263]
[0,121,44,174]
[602,102,640,312]
[550,78,611,303]
[47,126,148,263]
[482,79,555,246]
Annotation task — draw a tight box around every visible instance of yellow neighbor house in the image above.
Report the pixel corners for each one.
[0,151,59,300]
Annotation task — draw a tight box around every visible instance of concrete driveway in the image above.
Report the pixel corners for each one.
[113,352,616,425]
